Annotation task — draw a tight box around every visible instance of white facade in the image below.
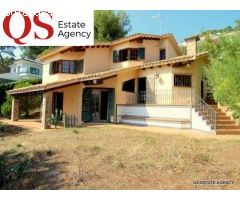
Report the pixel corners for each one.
[117,105,215,134]
[0,58,42,81]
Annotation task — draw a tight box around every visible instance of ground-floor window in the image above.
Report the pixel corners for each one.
[174,74,192,87]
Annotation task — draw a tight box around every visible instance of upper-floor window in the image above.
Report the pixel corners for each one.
[21,66,28,73]
[113,48,145,63]
[174,74,192,87]
[49,60,84,75]
[30,67,40,75]
[160,49,166,60]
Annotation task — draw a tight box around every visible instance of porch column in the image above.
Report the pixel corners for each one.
[11,96,19,121]
[41,92,53,129]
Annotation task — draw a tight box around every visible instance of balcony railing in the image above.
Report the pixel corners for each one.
[125,89,217,131]
[127,89,194,105]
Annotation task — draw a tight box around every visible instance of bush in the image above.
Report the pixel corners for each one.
[202,33,240,119]
[1,95,12,118]
[0,123,6,132]
[0,78,42,118]
[48,111,62,128]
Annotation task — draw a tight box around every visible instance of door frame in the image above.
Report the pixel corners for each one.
[82,87,115,123]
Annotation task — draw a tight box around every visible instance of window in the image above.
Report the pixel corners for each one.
[30,67,40,75]
[119,49,128,62]
[113,48,145,62]
[113,50,118,63]
[49,60,84,74]
[22,66,28,73]
[75,60,84,73]
[138,48,145,60]
[160,49,166,60]
[174,74,192,87]
[62,61,75,73]
[130,48,138,60]
[122,79,135,93]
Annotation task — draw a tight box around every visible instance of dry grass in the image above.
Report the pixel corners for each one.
[1,123,240,189]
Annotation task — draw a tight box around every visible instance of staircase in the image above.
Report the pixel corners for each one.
[210,105,240,135]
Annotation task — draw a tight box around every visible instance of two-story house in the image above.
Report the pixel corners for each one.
[0,58,43,82]
[8,33,218,133]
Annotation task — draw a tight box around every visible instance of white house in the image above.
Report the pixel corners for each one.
[0,58,43,82]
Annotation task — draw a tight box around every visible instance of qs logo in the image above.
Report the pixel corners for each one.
[1,11,54,45]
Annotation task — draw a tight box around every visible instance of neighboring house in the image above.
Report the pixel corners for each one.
[8,33,221,133]
[0,58,42,82]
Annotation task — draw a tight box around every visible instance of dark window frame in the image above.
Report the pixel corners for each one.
[30,67,40,75]
[50,60,84,75]
[113,48,145,63]
[160,49,166,60]
[174,74,192,87]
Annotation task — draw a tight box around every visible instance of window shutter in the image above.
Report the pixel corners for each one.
[49,63,53,74]
[74,60,84,73]
[113,50,118,63]
[74,61,78,73]
[138,48,145,60]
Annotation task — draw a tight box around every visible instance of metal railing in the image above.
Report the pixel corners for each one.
[63,114,78,128]
[125,89,217,130]
[194,95,217,130]
[127,89,194,105]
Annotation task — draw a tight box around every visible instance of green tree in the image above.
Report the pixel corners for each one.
[0,47,15,73]
[0,79,42,118]
[20,47,54,59]
[1,95,12,117]
[202,33,240,118]
[235,19,240,31]
[14,80,42,118]
[94,11,131,42]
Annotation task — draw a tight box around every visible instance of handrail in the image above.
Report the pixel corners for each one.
[126,89,217,131]
[194,95,217,130]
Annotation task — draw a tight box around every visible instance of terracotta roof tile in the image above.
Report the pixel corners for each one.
[8,52,208,95]
[38,33,180,60]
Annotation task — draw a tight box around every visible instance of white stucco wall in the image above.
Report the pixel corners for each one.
[117,105,215,133]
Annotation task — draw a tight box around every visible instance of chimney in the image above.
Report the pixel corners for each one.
[184,35,200,55]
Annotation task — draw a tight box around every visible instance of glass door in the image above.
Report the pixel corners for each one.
[91,90,100,121]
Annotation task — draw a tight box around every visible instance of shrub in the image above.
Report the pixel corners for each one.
[0,123,6,132]
[202,33,240,119]
[48,111,62,128]
[0,78,42,118]
[1,95,12,118]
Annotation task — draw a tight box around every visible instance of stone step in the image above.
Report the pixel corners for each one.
[212,108,222,112]
[217,129,240,135]
[217,125,239,129]
[216,120,235,125]
[217,116,231,120]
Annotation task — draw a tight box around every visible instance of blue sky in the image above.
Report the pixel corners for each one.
[125,10,240,42]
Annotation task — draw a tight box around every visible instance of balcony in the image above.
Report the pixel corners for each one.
[126,89,194,105]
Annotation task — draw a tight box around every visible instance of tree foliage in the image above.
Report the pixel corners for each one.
[20,47,54,60]
[0,79,42,118]
[0,47,15,73]
[94,11,131,42]
[202,33,240,118]
[201,19,240,36]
